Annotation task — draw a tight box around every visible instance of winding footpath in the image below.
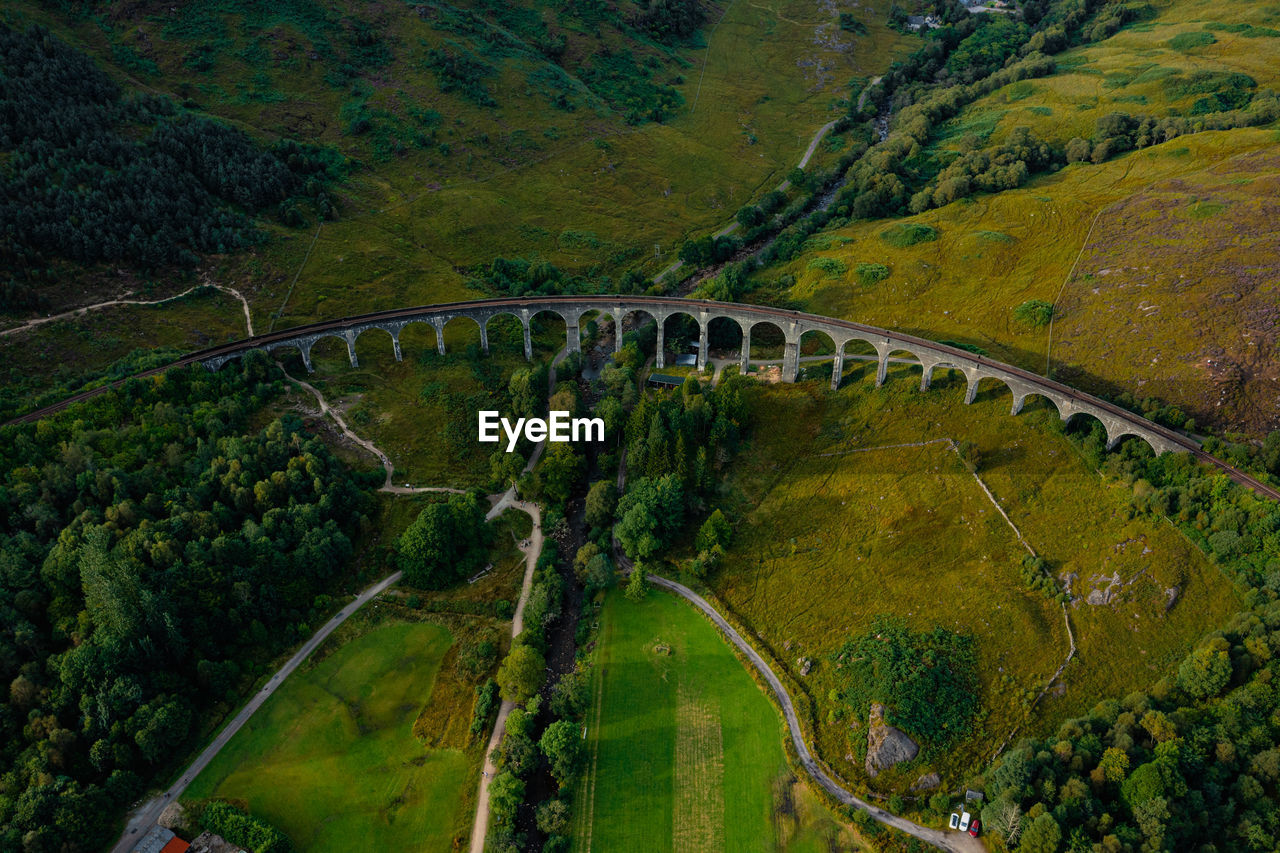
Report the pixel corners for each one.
[646,574,986,853]
[0,281,254,338]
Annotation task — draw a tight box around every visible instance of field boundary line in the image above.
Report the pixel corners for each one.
[690,0,738,114]
[270,223,322,332]
[1043,206,1101,376]
[575,630,607,852]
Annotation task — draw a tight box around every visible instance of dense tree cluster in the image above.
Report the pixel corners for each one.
[579,50,684,125]
[198,801,293,853]
[0,24,340,308]
[487,538,569,851]
[612,375,746,562]
[1067,92,1280,165]
[631,0,706,44]
[971,422,1280,849]
[424,45,498,107]
[0,354,370,849]
[980,606,1280,852]
[1096,437,1280,589]
[910,125,1058,211]
[396,492,492,589]
[830,616,979,749]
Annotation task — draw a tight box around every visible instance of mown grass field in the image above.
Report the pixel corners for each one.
[573,590,862,853]
[183,618,478,852]
[707,371,1241,790]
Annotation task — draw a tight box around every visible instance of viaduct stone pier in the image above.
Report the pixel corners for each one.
[197,296,1189,456]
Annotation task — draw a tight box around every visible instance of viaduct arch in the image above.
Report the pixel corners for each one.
[190,295,1188,456]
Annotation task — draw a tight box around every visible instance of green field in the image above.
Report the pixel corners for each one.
[574,590,861,853]
[184,619,478,852]
[706,373,1241,791]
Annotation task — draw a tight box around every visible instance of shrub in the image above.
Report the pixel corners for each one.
[200,802,293,853]
[806,257,847,278]
[879,223,939,248]
[470,679,500,737]
[397,493,491,589]
[830,616,979,747]
[1012,299,1054,327]
[854,262,890,286]
[839,13,868,34]
[1167,31,1216,50]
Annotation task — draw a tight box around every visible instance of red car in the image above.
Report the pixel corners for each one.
[968,818,982,838]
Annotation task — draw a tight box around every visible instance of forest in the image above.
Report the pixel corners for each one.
[0,354,372,849]
[0,24,341,309]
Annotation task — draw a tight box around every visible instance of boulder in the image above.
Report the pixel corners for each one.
[865,702,919,777]
[911,771,941,791]
[157,801,185,830]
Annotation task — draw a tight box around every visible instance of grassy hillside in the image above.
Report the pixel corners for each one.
[3,0,909,305]
[0,0,910,409]
[757,0,1280,435]
[706,372,1241,790]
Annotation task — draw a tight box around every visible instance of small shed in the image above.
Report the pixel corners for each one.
[647,373,685,389]
[673,353,697,366]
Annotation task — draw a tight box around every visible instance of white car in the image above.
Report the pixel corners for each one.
[959,811,972,832]
[949,812,961,830]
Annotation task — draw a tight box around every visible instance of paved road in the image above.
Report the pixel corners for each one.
[646,574,986,853]
[110,570,404,853]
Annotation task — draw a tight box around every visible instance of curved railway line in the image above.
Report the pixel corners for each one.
[6,295,1277,502]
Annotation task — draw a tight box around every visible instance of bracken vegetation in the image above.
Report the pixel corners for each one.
[831,616,980,750]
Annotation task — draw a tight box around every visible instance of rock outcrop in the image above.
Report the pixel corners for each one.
[911,771,941,791]
[865,702,919,777]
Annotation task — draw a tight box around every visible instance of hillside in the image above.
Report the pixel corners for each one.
[738,0,1280,434]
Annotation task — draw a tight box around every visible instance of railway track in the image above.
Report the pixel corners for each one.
[6,296,1277,502]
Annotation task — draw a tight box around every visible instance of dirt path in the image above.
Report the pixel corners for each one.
[652,117,839,284]
[112,349,564,853]
[0,282,254,338]
[646,575,987,853]
[279,366,464,495]
[469,494,543,853]
[468,349,566,853]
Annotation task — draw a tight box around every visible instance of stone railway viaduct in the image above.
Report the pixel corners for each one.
[191,294,1192,455]
[14,295,1280,499]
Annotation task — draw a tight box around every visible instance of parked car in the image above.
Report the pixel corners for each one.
[949,812,960,830]
[959,811,971,832]
[968,818,982,838]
